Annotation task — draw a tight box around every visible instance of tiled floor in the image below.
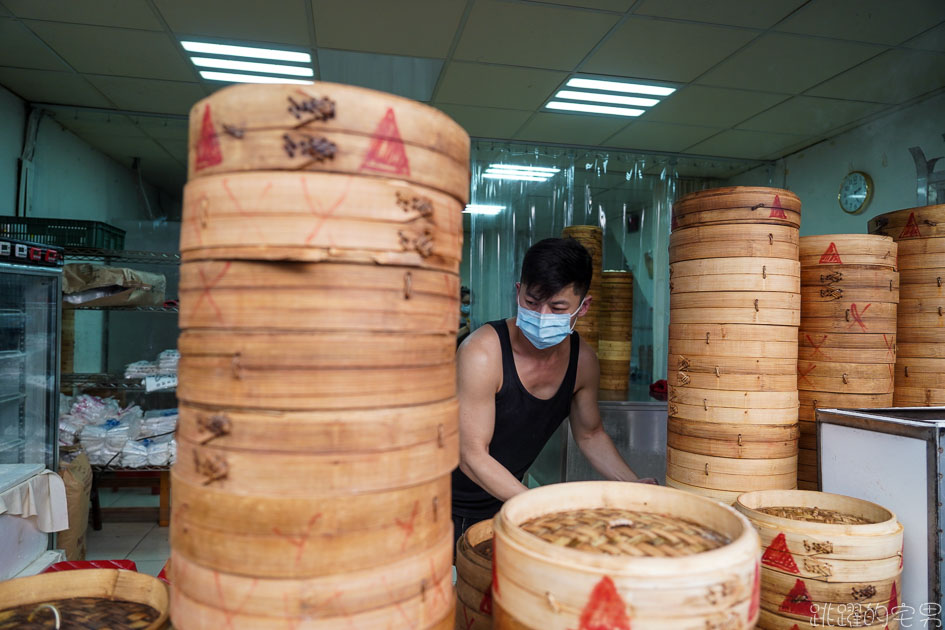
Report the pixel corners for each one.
[85,488,169,576]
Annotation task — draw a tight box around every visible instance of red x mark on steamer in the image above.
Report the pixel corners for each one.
[806,334,829,360]
[193,262,232,324]
[848,303,872,331]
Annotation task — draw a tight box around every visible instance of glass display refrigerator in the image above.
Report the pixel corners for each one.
[0,238,63,578]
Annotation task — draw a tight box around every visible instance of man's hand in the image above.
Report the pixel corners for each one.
[634,477,658,485]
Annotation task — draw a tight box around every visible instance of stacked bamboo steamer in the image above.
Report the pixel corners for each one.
[797,235,898,489]
[169,82,468,629]
[455,520,494,630]
[562,225,602,351]
[737,490,903,630]
[868,204,945,406]
[599,271,633,390]
[666,187,801,504]
[492,482,762,629]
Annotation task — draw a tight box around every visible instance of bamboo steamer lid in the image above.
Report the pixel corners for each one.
[799,234,897,269]
[894,234,945,255]
[168,534,452,618]
[670,402,799,425]
[492,482,761,629]
[670,354,796,376]
[170,575,455,630]
[672,186,801,230]
[800,300,897,334]
[667,419,798,459]
[798,331,897,364]
[455,520,494,627]
[670,257,800,294]
[176,398,456,452]
[868,203,945,240]
[798,390,893,421]
[669,386,798,409]
[173,431,456,496]
[180,172,462,271]
[669,224,799,263]
[187,82,470,202]
[896,357,945,387]
[796,361,893,394]
[178,261,458,333]
[893,386,945,406]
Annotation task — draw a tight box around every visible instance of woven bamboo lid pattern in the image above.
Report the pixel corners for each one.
[756,505,873,524]
[520,508,729,557]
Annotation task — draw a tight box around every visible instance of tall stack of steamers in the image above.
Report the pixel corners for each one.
[666,187,801,503]
[169,82,467,629]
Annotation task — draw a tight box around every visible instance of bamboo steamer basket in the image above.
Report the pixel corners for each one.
[895,357,945,387]
[669,324,798,359]
[798,235,897,269]
[758,574,900,624]
[894,312,945,328]
[798,422,816,450]
[669,309,798,326]
[178,260,458,333]
[671,290,800,311]
[563,225,602,351]
[169,534,452,619]
[893,387,945,405]
[898,327,945,355]
[666,447,797,491]
[758,609,896,630]
[492,482,761,629]
[798,390,893,421]
[736,490,902,628]
[173,432,456,496]
[667,418,798,459]
[800,284,899,305]
[455,519,494,630]
[868,203,945,240]
[800,301,897,334]
[800,266,899,302]
[0,569,169,629]
[898,267,945,287]
[669,386,798,410]
[176,398,456,452]
[796,361,893,394]
[181,172,462,271]
[669,354,797,376]
[672,186,801,230]
[170,576,455,630]
[898,297,945,317]
[669,224,799,262]
[671,370,796,392]
[798,331,897,364]
[599,271,633,391]
[187,82,469,202]
[670,257,800,293]
[669,402,799,425]
[797,448,817,468]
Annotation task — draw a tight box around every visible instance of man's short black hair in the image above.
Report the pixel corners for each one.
[520,237,593,301]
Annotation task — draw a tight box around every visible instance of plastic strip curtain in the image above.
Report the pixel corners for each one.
[462,141,718,396]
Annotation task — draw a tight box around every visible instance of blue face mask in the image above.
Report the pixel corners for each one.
[515,299,585,350]
[460,304,471,315]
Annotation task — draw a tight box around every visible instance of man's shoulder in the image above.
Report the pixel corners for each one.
[459,322,502,363]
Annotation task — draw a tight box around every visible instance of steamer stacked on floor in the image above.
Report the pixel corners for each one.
[455,520,494,630]
[797,235,898,488]
[599,271,633,390]
[868,204,945,406]
[169,82,468,629]
[562,225,602,351]
[666,187,801,503]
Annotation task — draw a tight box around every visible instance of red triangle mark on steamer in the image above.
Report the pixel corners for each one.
[779,579,819,619]
[819,242,843,264]
[195,104,223,171]
[900,212,922,239]
[769,194,788,219]
[762,533,800,574]
[578,576,632,630]
[888,581,898,611]
[360,107,411,176]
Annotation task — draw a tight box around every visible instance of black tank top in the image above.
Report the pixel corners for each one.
[451,320,581,518]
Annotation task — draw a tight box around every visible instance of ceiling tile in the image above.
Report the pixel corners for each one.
[154,0,310,46]
[606,121,722,152]
[0,67,112,107]
[583,17,757,82]
[646,86,789,127]
[435,62,567,110]
[455,0,618,71]
[84,75,205,115]
[0,18,70,71]
[673,157,759,178]
[3,0,162,30]
[905,23,945,52]
[81,134,166,163]
[696,33,882,93]
[736,96,884,135]
[776,0,945,45]
[0,5,10,16]
[807,49,945,103]
[515,112,629,145]
[156,138,188,162]
[685,128,807,159]
[433,104,531,138]
[52,111,146,138]
[26,21,196,81]
[538,0,633,11]
[633,0,806,29]
[318,49,442,101]
[133,117,190,142]
[312,0,465,58]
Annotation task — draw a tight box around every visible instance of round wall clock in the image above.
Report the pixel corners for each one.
[838,170,873,214]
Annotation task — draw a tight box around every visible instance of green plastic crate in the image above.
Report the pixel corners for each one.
[0,218,125,250]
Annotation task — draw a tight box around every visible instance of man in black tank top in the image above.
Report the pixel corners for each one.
[451,238,649,545]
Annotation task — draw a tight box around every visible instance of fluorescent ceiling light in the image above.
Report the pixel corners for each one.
[464,204,505,215]
[191,57,313,77]
[199,71,313,85]
[547,101,644,117]
[487,164,560,174]
[482,173,550,182]
[181,41,310,63]
[484,164,559,182]
[566,77,675,96]
[555,90,658,108]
